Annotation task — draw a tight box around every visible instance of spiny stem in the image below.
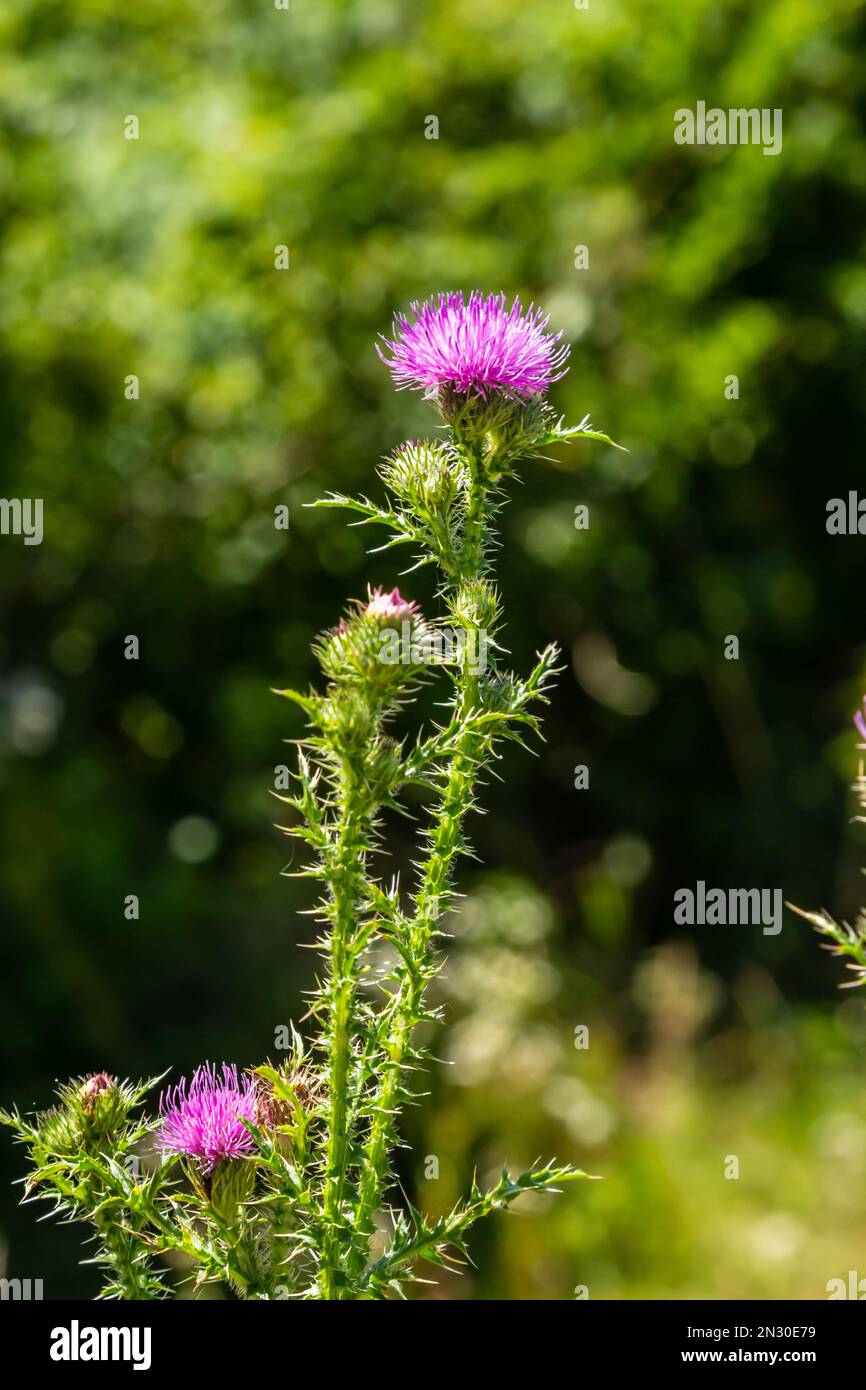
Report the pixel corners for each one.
[93,1210,158,1300]
[352,749,477,1254]
[459,439,488,583]
[320,796,367,1298]
[352,449,490,1256]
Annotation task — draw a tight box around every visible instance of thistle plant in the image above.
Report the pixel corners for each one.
[2,291,616,1299]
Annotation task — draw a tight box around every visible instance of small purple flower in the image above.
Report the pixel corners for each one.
[156,1063,257,1173]
[854,698,866,746]
[377,291,569,399]
[364,585,419,622]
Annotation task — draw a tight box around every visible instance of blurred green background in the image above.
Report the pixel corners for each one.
[2,0,866,1299]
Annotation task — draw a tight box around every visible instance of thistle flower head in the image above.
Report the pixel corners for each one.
[377,291,569,400]
[364,585,419,623]
[156,1063,257,1174]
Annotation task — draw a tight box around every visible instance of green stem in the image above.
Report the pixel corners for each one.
[352,749,477,1256]
[94,1211,158,1299]
[320,797,367,1299]
[351,444,489,1263]
[459,439,487,584]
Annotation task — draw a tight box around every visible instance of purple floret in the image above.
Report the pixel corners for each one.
[377,291,569,399]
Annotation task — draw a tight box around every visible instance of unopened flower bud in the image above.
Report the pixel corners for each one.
[79,1072,116,1117]
[379,442,461,515]
[364,585,419,623]
[315,587,431,697]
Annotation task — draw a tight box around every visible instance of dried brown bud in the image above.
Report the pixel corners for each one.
[253,1065,324,1133]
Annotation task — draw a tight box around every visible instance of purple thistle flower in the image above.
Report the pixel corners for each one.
[854,699,866,746]
[377,291,570,399]
[156,1063,257,1173]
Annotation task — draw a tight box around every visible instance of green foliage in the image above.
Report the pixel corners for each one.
[361,1165,594,1298]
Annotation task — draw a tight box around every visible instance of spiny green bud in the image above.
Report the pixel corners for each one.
[37,1073,129,1155]
[448,578,501,634]
[319,689,376,752]
[314,587,433,701]
[363,737,404,800]
[379,441,462,515]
